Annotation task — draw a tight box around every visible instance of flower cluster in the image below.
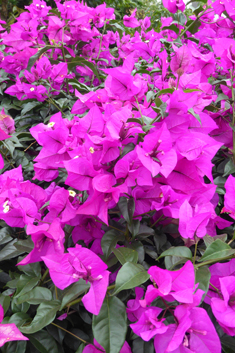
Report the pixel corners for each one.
[127,261,221,353]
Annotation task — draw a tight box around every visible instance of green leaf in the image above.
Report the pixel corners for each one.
[60,279,90,309]
[146,91,155,102]
[27,46,55,71]
[68,79,91,93]
[203,234,227,248]
[188,107,201,125]
[215,93,229,104]
[1,340,27,353]
[223,159,235,177]
[118,197,135,224]
[183,89,202,93]
[198,239,235,262]
[27,330,59,353]
[156,88,174,96]
[17,262,41,277]
[101,230,125,260]
[15,274,41,298]
[132,337,155,353]
[158,246,192,260]
[92,296,127,353]
[21,102,42,115]
[7,312,30,327]
[128,219,140,238]
[16,287,53,305]
[113,247,138,265]
[20,300,61,334]
[67,57,100,78]
[0,228,12,245]
[0,239,25,262]
[0,294,11,314]
[162,24,179,35]
[112,262,149,295]
[195,266,211,301]
[14,238,34,253]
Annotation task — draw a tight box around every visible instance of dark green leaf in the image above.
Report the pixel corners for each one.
[162,24,179,34]
[27,330,59,353]
[0,239,25,262]
[20,300,61,334]
[15,274,40,298]
[1,340,27,353]
[8,312,30,327]
[132,337,155,353]
[21,102,42,115]
[14,238,34,253]
[0,294,11,314]
[158,246,192,260]
[16,287,53,305]
[17,262,41,277]
[215,93,229,104]
[60,279,90,309]
[101,230,125,260]
[195,266,211,301]
[118,197,135,224]
[203,234,227,248]
[0,228,12,245]
[92,296,127,353]
[157,88,174,96]
[68,79,91,93]
[112,262,149,295]
[67,57,100,78]
[27,46,55,71]
[113,247,138,265]
[199,239,235,262]
[128,219,140,239]
[223,160,235,177]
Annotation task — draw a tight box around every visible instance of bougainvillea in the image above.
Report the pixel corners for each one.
[0,0,235,352]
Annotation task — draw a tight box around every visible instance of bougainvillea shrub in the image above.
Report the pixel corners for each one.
[0,0,235,352]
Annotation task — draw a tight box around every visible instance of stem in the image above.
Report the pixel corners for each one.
[194,254,235,269]
[51,322,89,344]
[96,20,107,62]
[161,297,175,317]
[46,96,66,117]
[180,7,210,38]
[65,284,116,309]
[135,96,144,125]
[193,241,198,266]
[39,268,49,285]
[55,286,58,300]
[151,215,164,228]
[92,217,125,234]
[209,282,219,293]
[24,141,36,152]
[61,29,69,94]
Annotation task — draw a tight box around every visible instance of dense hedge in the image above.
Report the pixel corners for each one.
[0,0,235,352]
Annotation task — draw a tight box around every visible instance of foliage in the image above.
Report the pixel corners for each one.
[0,0,235,352]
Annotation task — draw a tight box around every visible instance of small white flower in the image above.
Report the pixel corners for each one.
[69,190,76,197]
[47,122,55,128]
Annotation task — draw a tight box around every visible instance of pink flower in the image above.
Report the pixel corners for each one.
[154,306,221,353]
[123,9,140,28]
[42,244,110,315]
[0,304,28,347]
[130,307,168,341]
[141,261,198,307]
[162,0,185,13]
